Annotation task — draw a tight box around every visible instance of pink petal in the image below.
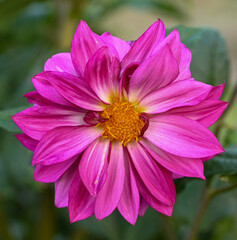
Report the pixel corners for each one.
[84,47,120,103]
[71,20,107,77]
[164,100,228,127]
[79,138,110,196]
[120,62,139,94]
[172,173,184,179]
[206,83,225,100]
[101,32,131,60]
[32,73,75,107]
[117,150,140,225]
[12,106,86,141]
[24,91,57,107]
[15,133,38,151]
[139,198,149,216]
[69,172,95,222]
[121,19,165,68]
[34,155,78,183]
[32,126,102,165]
[34,71,104,111]
[55,160,79,208]
[127,142,176,206]
[133,164,173,216]
[175,43,192,81]
[144,115,224,158]
[151,28,181,64]
[128,44,179,102]
[44,53,77,76]
[139,79,212,114]
[95,142,125,220]
[140,139,205,179]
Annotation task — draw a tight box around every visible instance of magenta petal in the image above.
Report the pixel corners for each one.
[206,83,225,100]
[134,168,173,216]
[34,155,77,183]
[120,62,140,94]
[12,106,85,140]
[33,126,102,165]
[139,198,149,216]
[101,32,131,60]
[175,43,192,81]
[140,139,205,179]
[127,142,176,206]
[151,28,181,64]
[34,71,104,111]
[117,150,140,225]
[84,47,120,103]
[15,133,38,151]
[24,91,57,107]
[144,115,224,158]
[44,53,77,76]
[140,79,212,114]
[71,20,106,77]
[164,100,228,127]
[121,19,165,68]
[69,172,95,222]
[32,73,75,107]
[79,139,110,196]
[128,44,179,102]
[95,142,125,220]
[55,160,79,208]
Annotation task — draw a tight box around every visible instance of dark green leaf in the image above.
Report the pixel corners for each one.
[204,146,237,177]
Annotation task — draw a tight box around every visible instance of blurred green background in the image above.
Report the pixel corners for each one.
[0,0,237,240]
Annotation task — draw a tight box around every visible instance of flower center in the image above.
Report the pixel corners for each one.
[99,100,145,146]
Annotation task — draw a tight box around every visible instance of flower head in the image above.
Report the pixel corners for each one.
[13,19,227,225]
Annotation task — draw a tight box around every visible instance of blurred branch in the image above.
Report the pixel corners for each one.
[187,181,237,240]
[35,186,55,240]
[215,83,237,138]
[160,214,177,240]
[0,201,13,240]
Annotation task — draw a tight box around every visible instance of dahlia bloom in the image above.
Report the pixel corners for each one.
[13,19,227,225]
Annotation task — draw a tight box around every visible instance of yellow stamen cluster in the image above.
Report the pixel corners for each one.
[99,100,145,146]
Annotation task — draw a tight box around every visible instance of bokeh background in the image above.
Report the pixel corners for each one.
[0,0,237,240]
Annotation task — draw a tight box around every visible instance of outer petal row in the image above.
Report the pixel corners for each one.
[12,106,85,141]
[140,79,212,114]
[32,126,102,165]
[144,115,224,158]
[33,71,104,111]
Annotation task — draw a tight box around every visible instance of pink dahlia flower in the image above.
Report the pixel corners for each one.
[13,20,227,225]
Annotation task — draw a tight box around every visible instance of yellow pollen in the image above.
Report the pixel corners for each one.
[99,100,145,146]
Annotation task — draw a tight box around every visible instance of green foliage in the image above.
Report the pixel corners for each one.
[204,146,237,177]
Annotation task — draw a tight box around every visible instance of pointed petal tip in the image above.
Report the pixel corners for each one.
[164,207,173,217]
[126,217,137,226]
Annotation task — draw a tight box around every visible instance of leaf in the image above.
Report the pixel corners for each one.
[167,26,230,86]
[0,106,28,132]
[204,146,237,177]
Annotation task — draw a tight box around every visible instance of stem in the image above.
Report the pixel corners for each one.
[215,83,237,138]
[160,214,177,240]
[187,184,210,240]
[210,182,237,198]
[187,182,237,240]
